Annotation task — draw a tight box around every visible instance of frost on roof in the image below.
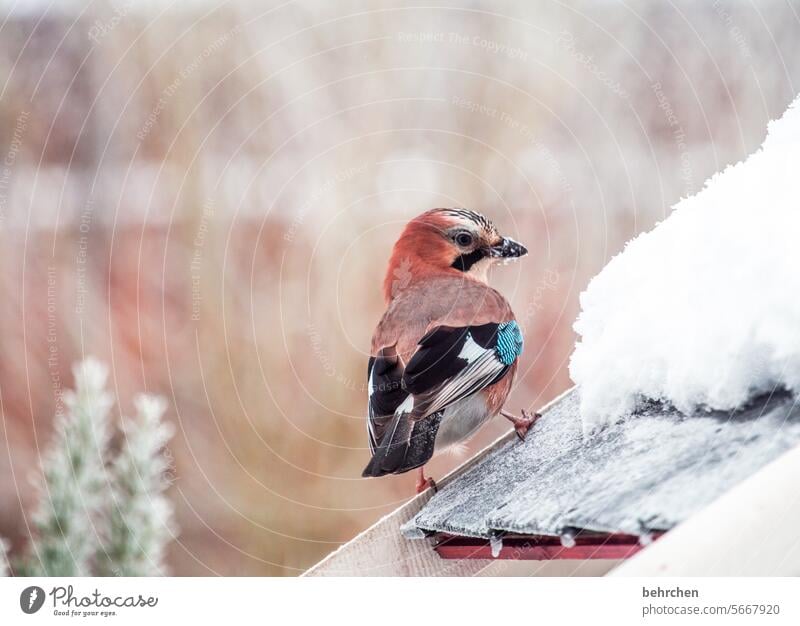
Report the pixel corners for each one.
[570,94,800,430]
[403,388,800,540]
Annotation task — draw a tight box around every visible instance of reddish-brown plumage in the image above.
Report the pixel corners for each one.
[484,361,517,414]
[364,208,529,486]
[372,276,514,361]
[373,208,519,412]
[382,210,459,304]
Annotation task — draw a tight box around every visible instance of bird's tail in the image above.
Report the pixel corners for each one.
[362,411,412,477]
[362,410,443,478]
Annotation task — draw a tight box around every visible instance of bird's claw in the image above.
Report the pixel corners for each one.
[505,409,542,441]
[415,477,437,494]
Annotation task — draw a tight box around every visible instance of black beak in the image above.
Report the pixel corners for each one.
[488,237,528,259]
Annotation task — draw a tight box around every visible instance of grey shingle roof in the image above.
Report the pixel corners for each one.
[403,388,800,541]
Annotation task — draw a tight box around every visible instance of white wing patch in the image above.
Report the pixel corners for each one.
[366,366,377,452]
[458,334,487,362]
[395,394,415,415]
[420,331,508,417]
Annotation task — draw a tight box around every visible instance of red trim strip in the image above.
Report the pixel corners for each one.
[433,532,663,560]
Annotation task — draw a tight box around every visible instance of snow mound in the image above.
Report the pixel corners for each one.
[570,95,800,430]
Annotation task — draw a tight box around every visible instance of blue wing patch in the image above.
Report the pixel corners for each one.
[495,321,524,365]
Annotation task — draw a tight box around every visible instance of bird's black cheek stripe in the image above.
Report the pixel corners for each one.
[451,249,485,271]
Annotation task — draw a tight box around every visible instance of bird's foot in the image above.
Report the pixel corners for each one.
[415,468,437,494]
[501,409,542,441]
[415,477,437,494]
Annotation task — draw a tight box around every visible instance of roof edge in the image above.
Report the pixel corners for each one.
[610,439,800,576]
[303,386,576,576]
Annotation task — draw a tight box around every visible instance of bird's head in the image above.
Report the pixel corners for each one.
[383,208,527,302]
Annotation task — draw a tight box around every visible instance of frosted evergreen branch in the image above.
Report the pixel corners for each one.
[27,358,114,576]
[11,358,177,577]
[96,394,176,576]
[0,538,9,576]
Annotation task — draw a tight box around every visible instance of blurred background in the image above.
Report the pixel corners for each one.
[1,0,799,575]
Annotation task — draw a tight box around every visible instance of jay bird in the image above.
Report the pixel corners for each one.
[362,208,539,493]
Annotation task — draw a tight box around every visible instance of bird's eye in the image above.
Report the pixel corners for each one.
[455,232,474,247]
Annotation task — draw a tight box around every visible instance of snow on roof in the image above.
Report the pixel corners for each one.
[402,95,800,551]
[402,388,800,542]
[570,94,800,430]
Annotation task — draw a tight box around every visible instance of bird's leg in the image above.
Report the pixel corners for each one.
[500,408,542,441]
[415,466,437,494]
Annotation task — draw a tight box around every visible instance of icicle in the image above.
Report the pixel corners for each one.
[560,531,576,548]
[489,535,503,558]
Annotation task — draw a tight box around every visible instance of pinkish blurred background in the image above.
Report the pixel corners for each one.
[1,0,799,574]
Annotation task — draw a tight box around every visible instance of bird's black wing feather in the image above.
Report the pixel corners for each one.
[363,322,521,478]
[363,347,444,477]
[365,350,406,454]
[362,411,443,477]
[402,323,511,419]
